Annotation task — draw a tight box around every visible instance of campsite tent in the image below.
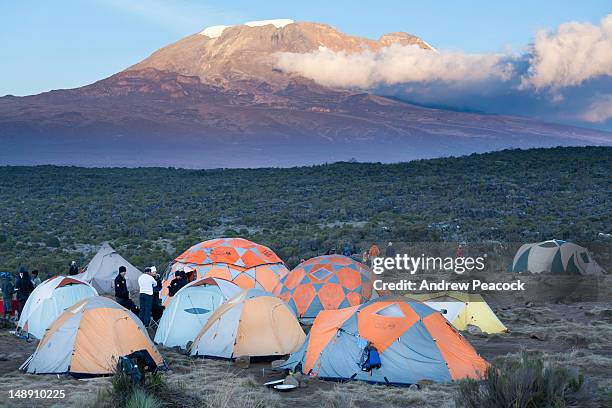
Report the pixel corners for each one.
[405,292,507,334]
[154,277,241,349]
[277,255,374,321]
[21,296,165,376]
[283,297,488,385]
[162,238,289,303]
[189,289,305,359]
[17,276,97,339]
[77,242,142,295]
[509,240,605,275]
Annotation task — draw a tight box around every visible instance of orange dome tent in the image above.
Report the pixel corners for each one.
[20,297,165,377]
[277,255,374,321]
[162,238,288,303]
[283,297,488,385]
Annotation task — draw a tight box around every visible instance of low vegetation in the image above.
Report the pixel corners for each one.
[94,369,200,408]
[0,146,610,277]
[456,352,585,408]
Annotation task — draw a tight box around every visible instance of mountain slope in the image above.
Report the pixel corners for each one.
[129,20,433,94]
[0,20,610,167]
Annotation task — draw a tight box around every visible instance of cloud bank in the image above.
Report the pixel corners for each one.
[521,15,612,89]
[276,45,513,88]
[274,15,612,129]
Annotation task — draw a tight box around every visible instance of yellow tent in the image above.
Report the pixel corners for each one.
[406,292,507,334]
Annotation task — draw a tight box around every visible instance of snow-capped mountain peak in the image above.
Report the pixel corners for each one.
[200,19,295,38]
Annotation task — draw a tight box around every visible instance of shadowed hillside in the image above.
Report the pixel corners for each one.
[0,146,610,274]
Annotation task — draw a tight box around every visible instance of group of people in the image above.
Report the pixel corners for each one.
[2,243,398,326]
[1,267,42,320]
[1,259,188,330]
[114,265,166,328]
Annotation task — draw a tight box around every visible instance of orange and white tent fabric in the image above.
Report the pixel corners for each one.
[277,255,374,320]
[162,238,289,303]
[17,276,97,339]
[283,297,488,385]
[21,297,165,376]
[189,289,305,359]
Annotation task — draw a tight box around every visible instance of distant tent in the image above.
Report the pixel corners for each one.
[154,277,241,349]
[17,276,97,339]
[21,297,165,377]
[189,289,305,359]
[77,242,142,295]
[162,238,289,303]
[283,297,488,385]
[277,255,374,321]
[405,292,508,334]
[509,240,605,275]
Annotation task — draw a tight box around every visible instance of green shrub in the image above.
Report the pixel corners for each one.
[125,388,162,408]
[110,369,136,407]
[456,352,584,408]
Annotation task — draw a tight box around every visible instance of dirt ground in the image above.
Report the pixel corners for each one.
[0,274,610,408]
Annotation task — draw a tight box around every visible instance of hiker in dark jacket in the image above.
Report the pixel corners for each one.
[114,266,138,313]
[69,261,79,276]
[168,271,188,297]
[15,267,34,318]
[151,267,164,321]
[1,273,14,319]
[115,266,130,300]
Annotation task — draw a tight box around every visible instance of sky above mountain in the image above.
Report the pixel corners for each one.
[1,0,611,130]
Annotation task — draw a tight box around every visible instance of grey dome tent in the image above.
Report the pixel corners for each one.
[509,240,605,275]
[76,243,142,295]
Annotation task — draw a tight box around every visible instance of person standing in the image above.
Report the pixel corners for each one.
[115,266,137,313]
[168,271,188,297]
[1,273,14,320]
[15,267,34,319]
[69,261,79,276]
[138,267,157,327]
[150,266,164,321]
[368,243,380,266]
[31,270,42,288]
[385,242,396,258]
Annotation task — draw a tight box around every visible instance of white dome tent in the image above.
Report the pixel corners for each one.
[509,240,605,275]
[77,242,142,295]
[17,276,98,339]
[154,277,241,349]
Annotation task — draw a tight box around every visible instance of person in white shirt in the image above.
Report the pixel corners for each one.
[138,267,157,327]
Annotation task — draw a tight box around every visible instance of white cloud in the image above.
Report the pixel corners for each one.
[580,94,612,123]
[275,44,513,89]
[520,14,612,89]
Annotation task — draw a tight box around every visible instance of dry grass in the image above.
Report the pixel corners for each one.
[156,352,279,408]
[314,382,456,408]
[1,297,611,408]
